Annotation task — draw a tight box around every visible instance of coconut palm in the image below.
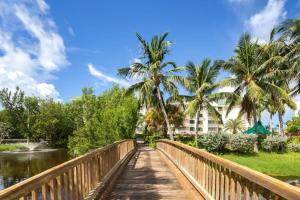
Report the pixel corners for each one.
[177,59,232,146]
[273,18,300,96]
[118,33,181,140]
[221,33,294,135]
[260,41,296,135]
[224,117,247,134]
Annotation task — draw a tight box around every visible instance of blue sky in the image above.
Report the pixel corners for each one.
[0,0,299,124]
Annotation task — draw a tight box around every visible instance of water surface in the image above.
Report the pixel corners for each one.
[0,149,69,191]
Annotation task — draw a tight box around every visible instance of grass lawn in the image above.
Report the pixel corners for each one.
[0,144,28,152]
[221,152,300,177]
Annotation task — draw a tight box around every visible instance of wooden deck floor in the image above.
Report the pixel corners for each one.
[106,145,202,200]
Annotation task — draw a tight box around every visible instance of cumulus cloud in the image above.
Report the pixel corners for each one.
[0,0,68,99]
[246,0,287,43]
[88,64,130,87]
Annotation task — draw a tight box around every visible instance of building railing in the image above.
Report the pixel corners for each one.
[157,139,300,200]
[0,139,136,200]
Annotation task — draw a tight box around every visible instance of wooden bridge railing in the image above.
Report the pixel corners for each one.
[157,139,300,200]
[0,139,136,200]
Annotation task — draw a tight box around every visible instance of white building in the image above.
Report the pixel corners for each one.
[139,101,250,135]
[173,102,249,135]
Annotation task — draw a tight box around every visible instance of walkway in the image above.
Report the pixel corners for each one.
[107,145,202,200]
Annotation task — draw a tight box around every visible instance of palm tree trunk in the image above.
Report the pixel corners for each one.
[278,111,284,136]
[156,87,174,140]
[194,109,200,147]
[269,113,273,132]
[253,102,258,134]
[274,97,284,136]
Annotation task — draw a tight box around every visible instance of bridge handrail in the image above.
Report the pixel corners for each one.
[157,139,300,200]
[0,139,136,200]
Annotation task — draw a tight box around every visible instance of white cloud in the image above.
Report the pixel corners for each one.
[0,0,68,99]
[88,64,130,87]
[68,26,75,36]
[246,0,287,43]
[228,0,251,3]
[36,0,49,13]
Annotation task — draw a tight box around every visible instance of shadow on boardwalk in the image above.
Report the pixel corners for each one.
[106,144,190,200]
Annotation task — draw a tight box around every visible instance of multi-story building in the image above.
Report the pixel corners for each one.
[138,101,250,135]
[174,102,249,135]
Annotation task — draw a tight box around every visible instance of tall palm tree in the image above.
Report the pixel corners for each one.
[118,33,180,140]
[221,33,293,135]
[274,18,300,96]
[177,59,231,146]
[260,41,296,135]
[224,117,247,134]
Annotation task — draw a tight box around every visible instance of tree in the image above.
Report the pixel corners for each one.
[33,99,73,147]
[224,117,247,134]
[286,114,300,133]
[259,40,296,135]
[24,96,40,142]
[0,87,26,138]
[118,33,180,140]
[221,33,293,135]
[0,122,12,143]
[144,104,184,136]
[68,86,139,156]
[178,59,230,146]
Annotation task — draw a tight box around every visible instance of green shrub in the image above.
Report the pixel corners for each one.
[287,143,300,152]
[287,136,300,144]
[198,133,229,152]
[228,134,257,153]
[175,135,194,145]
[261,135,287,153]
[144,131,162,148]
[0,144,28,152]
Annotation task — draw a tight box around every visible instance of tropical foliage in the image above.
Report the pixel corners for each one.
[224,117,247,134]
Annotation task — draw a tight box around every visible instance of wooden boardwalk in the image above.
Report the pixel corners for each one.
[107,145,202,200]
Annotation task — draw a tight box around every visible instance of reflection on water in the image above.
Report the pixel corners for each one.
[0,149,69,191]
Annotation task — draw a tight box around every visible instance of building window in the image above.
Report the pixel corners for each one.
[208,127,218,132]
[189,119,195,124]
[197,127,202,131]
[218,107,222,111]
[208,120,215,124]
[190,127,195,131]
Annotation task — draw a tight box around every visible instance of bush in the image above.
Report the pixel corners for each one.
[175,134,196,147]
[198,133,229,152]
[287,143,300,152]
[228,134,257,154]
[261,135,287,153]
[144,131,162,148]
[0,144,28,152]
[287,136,300,144]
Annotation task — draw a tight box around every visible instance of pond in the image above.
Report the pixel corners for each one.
[0,149,69,191]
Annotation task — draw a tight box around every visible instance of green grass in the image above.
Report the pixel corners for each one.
[0,144,29,152]
[221,152,300,177]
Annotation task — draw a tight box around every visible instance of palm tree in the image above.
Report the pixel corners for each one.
[274,18,300,96]
[224,117,247,134]
[221,33,294,135]
[118,33,180,140]
[260,40,296,135]
[177,59,231,146]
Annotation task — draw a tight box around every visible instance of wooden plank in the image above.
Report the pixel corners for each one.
[230,172,235,200]
[63,172,69,200]
[42,184,48,200]
[49,179,55,200]
[68,169,74,200]
[31,190,38,200]
[56,176,62,200]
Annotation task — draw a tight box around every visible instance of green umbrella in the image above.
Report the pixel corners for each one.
[244,121,271,135]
